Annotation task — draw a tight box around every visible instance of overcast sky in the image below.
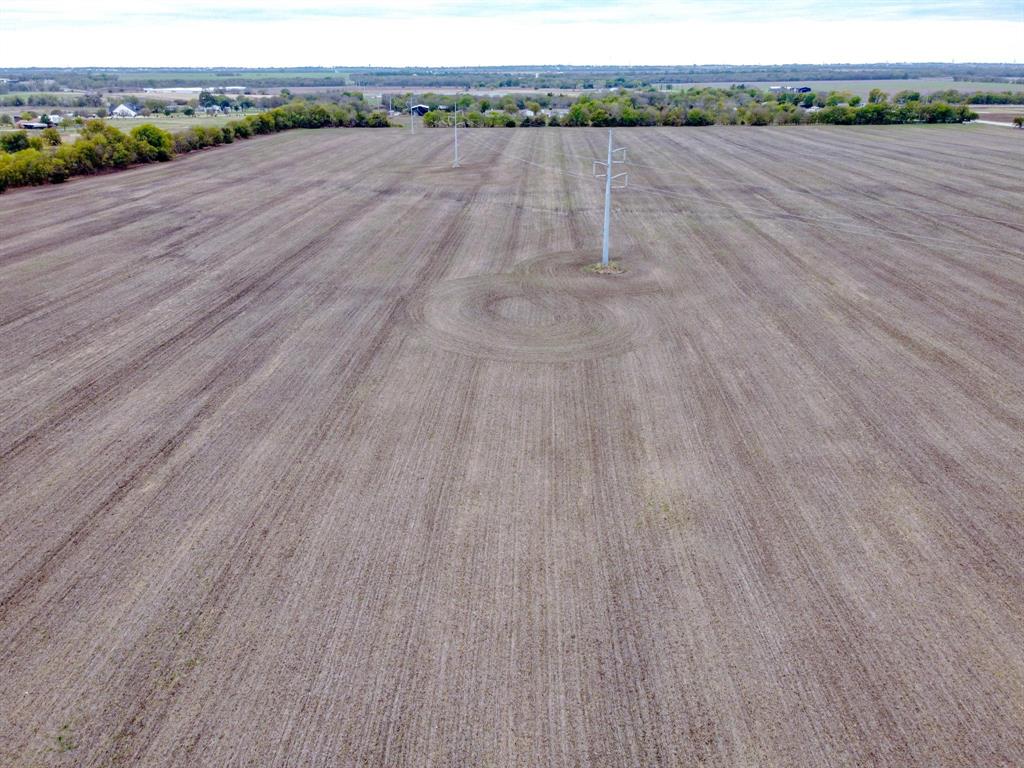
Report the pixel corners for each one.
[2,1,1022,67]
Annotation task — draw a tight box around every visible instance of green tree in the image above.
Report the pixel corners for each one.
[229,119,252,138]
[130,124,174,161]
[684,108,713,126]
[0,131,31,153]
[920,102,956,123]
[868,88,888,104]
[589,106,611,126]
[826,91,854,107]
[743,105,772,126]
[422,110,444,127]
[565,102,589,126]
[811,106,857,125]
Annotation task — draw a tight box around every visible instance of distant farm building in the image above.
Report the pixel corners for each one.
[410,104,431,116]
[16,121,49,130]
[110,104,137,118]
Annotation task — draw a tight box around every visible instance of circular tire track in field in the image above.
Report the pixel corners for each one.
[411,252,656,363]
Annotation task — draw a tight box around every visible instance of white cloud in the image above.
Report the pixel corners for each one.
[1,2,1021,65]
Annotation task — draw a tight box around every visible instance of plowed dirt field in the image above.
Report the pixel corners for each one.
[1,125,1022,767]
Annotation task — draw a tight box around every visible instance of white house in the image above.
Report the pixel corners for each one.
[47,114,64,125]
[110,103,137,118]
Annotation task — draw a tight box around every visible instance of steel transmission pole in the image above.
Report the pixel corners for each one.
[453,109,460,167]
[601,129,614,266]
[593,129,627,267]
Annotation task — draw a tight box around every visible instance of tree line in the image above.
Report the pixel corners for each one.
[0,102,389,194]
[927,90,1024,105]
[7,64,1024,94]
[413,88,977,128]
[1,93,106,108]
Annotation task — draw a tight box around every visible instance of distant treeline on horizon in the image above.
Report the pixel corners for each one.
[2,63,1024,90]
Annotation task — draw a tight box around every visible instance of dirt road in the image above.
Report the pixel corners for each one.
[1,125,1022,766]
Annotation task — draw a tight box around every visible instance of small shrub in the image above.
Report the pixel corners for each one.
[41,126,62,146]
[48,156,69,183]
[229,120,252,139]
[0,148,53,187]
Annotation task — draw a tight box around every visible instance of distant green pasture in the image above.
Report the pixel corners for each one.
[671,78,1024,99]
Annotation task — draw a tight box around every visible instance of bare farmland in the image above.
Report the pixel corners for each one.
[1,125,1023,767]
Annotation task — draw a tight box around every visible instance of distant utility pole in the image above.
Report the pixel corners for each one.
[410,106,415,134]
[452,108,460,167]
[593,129,628,267]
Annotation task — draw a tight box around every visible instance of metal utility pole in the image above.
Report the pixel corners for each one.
[593,129,628,267]
[410,106,415,134]
[452,109,460,167]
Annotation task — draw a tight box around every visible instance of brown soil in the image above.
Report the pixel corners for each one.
[1,126,1023,767]
[583,260,626,274]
